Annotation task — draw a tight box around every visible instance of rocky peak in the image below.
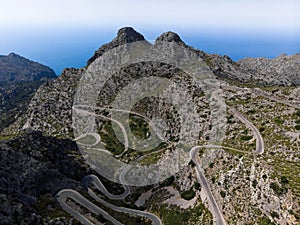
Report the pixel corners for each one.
[115,27,145,43]
[87,27,145,65]
[8,52,20,58]
[155,31,185,44]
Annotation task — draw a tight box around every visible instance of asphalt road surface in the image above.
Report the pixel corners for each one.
[230,107,264,154]
[190,146,226,225]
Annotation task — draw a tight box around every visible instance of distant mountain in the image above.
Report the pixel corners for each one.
[0,53,56,132]
[238,53,300,86]
[0,53,56,83]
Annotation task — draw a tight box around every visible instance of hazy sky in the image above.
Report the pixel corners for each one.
[1,0,299,31]
[0,0,299,74]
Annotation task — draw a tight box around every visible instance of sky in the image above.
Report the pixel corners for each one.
[0,0,299,74]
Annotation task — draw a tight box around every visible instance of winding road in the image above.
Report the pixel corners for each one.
[58,83,288,225]
[59,105,262,225]
[57,174,162,225]
[82,174,130,200]
[73,106,129,157]
[59,105,163,225]
[229,107,264,154]
[185,107,264,225]
[56,189,123,225]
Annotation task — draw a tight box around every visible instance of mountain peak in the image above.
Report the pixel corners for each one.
[88,28,189,65]
[87,27,145,65]
[116,27,145,42]
[155,31,185,44]
[8,52,20,57]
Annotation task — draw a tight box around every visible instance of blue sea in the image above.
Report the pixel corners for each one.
[1,26,299,75]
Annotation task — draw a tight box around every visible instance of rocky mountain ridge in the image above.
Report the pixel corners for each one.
[0,53,57,132]
[238,53,300,86]
[87,27,145,65]
[0,53,56,83]
[10,27,299,138]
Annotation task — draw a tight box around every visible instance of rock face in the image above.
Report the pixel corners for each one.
[0,131,90,225]
[156,31,185,44]
[9,68,83,137]
[87,27,145,65]
[0,81,44,132]
[0,53,56,132]
[156,31,253,83]
[238,53,300,86]
[0,53,56,83]
[13,28,208,138]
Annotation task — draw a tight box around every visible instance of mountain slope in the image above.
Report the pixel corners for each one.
[0,53,56,83]
[87,27,145,65]
[10,28,252,137]
[238,53,300,86]
[9,27,300,138]
[0,81,44,131]
[0,131,90,225]
[0,53,57,132]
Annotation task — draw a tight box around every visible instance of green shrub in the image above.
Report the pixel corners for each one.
[181,189,196,200]
[211,176,216,184]
[252,179,258,188]
[241,135,252,141]
[270,182,288,195]
[295,125,300,130]
[274,117,284,125]
[160,176,174,187]
[248,109,256,114]
[259,127,265,132]
[280,176,288,184]
[129,115,150,139]
[194,182,200,190]
[270,211,279,219]
[258,217,275,225]
[220,190,226,198]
